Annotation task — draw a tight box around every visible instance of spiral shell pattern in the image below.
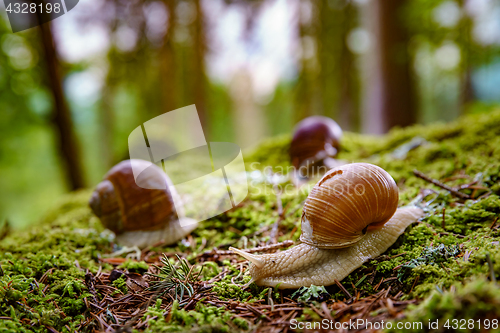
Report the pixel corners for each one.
[300,163,399,249]
[89,160,178,234]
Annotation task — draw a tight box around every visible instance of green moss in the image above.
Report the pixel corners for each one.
[397,244,460,282]
[388,278,500,332]
[112,276,128,295]
[244,134,291,170]
[118,259,149,273]
[0,267,90,331]
[212,278,254,301]
[3,108,500,331]
[232,316,250,330]
[143,299,247,332]
[0,190,112,332]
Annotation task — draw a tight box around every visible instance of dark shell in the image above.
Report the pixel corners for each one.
[290,116,342,170]
[89,160,178,234]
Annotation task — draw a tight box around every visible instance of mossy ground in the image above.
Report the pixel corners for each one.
[2,108,500,332]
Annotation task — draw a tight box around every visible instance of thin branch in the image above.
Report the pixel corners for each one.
[413,170,471,199]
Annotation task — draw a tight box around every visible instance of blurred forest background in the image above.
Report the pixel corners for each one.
[1,0,500,228]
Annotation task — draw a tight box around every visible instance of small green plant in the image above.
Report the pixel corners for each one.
[118,259,149,273]
[112,276,128,295]
[147,254,203,301]
[291,285,329,302]
[398,244,460,281]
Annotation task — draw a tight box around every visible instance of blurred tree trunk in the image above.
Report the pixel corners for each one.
[193,0,207,129]
[99,68,117,169]
[317,0,341,120]
[294,0,316,123]
[99,9,120,170]
[363,0,415,134]
[38,21,85,189]
[338,39,359,131]
[297,0,360,130]
[461,69,474,107]
[459,6,475,110]
[161,0,178,114]
[230,69,266,149]
[317,0,360,131]
[337,2,360,132]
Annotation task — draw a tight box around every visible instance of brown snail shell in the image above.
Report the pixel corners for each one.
[89,159,196,248]
[289,116,342,170]
[300,163,399,249]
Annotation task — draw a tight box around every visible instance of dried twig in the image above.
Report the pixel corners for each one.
[409,275,420,294]
[490,217,499,230]
[246,304,272,321]
[439,232,465,239]
[334,279,352,299]
[486,253,497,283]
[413,170,470,199]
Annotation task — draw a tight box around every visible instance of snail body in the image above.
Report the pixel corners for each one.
[231,163,423,289]
[89,159,197,248]
[232,207,421,288]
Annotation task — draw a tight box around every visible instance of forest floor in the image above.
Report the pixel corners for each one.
[2,108,500,332]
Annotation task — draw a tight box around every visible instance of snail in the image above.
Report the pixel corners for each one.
[230,163,423,289]
[89,159,197,249]
[289,116,343,176]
